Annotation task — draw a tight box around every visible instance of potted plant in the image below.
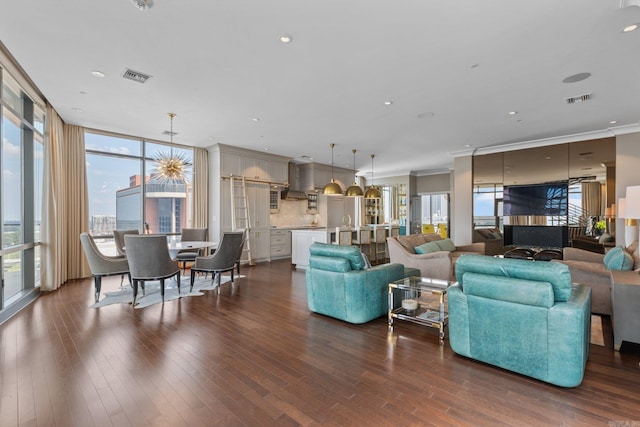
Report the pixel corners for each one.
[594,220,607,236]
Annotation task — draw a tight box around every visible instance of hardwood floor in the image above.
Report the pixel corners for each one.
[1,259,640,426]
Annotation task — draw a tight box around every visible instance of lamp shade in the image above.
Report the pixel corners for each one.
[618,198,626,218]
[345,149,364,197]
[323,143,344,196]
[625,186,640,218]
[364,153,381,199]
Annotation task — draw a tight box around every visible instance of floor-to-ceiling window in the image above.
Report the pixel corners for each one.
[0,67,43,312]
[85,131,193,254]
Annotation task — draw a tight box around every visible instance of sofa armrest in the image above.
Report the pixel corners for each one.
[455,242,486,254]
[563,247,605,263]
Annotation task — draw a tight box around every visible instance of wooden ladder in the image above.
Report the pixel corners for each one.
[230,176,253,265]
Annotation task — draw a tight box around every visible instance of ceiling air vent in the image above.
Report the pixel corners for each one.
[162,131,178,136]
[122,69,152,83]
[565,93,592,104]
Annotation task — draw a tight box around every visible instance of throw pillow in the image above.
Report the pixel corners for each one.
[603,246,634,271]
[361,252,372,269]
[434,238,456,252]
[625,240,640,271]
[415,241,441,254]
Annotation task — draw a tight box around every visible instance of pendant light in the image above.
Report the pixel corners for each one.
[152,113,192,184]
[346,149,364,197]
[364,154,382,199]
[322,143,343,195]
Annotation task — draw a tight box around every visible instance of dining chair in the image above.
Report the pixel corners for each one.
[190,232,245,294]
[113,229,139,285]
[113,229,139,256]
[125,234,181,306]
[175,228,207,273]
[80,233,131,303]
[232,230,247,276]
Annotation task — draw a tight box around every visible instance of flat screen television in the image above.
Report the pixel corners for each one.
[503,183,568,216]
[504,225,569,248]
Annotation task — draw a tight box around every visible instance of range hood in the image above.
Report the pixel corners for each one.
[281,162,308,200]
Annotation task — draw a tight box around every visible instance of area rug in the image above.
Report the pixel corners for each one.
[90,275,243,309]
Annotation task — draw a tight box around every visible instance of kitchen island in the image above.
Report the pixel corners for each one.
[291,228,331,269]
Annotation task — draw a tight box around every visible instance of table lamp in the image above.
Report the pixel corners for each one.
[624,186,640,244]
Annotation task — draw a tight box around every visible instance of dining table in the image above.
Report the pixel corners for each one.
[167,240,218,260]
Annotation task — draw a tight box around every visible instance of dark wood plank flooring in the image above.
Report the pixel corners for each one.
[1,259,640,426]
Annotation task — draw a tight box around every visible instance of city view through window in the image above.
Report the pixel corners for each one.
[85,132,193,255]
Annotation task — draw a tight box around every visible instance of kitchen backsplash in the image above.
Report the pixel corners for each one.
[270,199,322,227]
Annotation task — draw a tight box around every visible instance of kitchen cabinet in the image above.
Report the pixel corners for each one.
[365,197,383,224]
[270,229,291,259]
[248,229,270,262]
[269,189,280,212]
[246,182,269,229]
[244,156,270,181]
[220,152,244,177]
[269,160,288,184]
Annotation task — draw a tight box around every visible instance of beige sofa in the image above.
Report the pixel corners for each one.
[556,241,639,315]
[472,228,504,255]
[387,233,485,281]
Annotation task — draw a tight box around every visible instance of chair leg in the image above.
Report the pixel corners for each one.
[216,272,222,294]
[94,275,102,303]
[190,269,196,293]
[160,278,165,303]
[177,272,181,295]
[132,279,138,305]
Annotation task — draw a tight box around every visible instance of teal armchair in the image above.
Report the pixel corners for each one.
[449,255,591,387]
[306,243,420,324]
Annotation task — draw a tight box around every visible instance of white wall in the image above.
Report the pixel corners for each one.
[453,156,473,245]
[615,132,640,246]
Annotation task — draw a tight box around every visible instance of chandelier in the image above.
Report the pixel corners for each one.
[152,113,192,184]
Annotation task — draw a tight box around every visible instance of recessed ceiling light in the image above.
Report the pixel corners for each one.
[610,120,618,124]
[508,111,518,115]
[465,144,471,148]
[471,63,480,68]
[280,35,292,43]
[562,72,591,84]
[622,23,639,33]
[252,117,260,122]
[72,107,82,112]
[80,91,87,95]
[91,70,105,78]
[416,112,435,119]
[264,147,269,151]
[384,101,393,106]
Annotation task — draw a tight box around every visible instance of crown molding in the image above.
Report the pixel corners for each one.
[449,124,640,158]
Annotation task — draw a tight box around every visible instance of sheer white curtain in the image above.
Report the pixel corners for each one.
[41,106,89,291]
[192,147,209,230]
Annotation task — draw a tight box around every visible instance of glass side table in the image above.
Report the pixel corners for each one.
[388,276,453,343]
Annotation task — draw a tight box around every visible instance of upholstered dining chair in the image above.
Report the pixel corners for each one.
[80,233,131,303]
[125,234,181,306]
[113,229,139,256]
[175,228,207,273]
[190,231,245,294]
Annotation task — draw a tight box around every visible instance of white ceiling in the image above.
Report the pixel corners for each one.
[1,0,639,177]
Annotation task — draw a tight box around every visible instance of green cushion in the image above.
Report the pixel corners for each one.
[603,246,634,271]
[415,241,441,254]
[435,238,456,252]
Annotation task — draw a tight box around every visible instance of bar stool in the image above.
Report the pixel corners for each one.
[371,227,387,265]
[335,227,353,246]
[352,226,372,255]
[389,225,400,238]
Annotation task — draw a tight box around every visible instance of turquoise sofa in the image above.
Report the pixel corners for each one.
[449,255,591,387]
[306,243,420,324]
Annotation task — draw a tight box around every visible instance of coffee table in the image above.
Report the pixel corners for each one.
[388,276,453,343]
